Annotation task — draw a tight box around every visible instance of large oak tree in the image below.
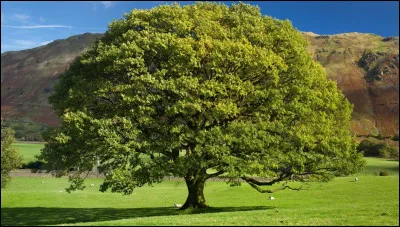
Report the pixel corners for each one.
[39,2,365,209]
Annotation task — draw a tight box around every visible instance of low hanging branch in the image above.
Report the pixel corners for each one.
[247,181,304,193]
[206,170,225,179]
[241,173,286,186]
[242,175,304,193]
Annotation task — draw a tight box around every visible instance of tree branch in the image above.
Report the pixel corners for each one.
[247,181,304,193]
[97,96,116,105]
[241,173,287,186]
[206,170,224,179]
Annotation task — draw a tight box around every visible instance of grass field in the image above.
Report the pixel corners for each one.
[358,158,399,176]
[11,142,44,164]
[1,151,398,226]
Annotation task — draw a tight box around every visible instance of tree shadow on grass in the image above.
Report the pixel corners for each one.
[1,206,273,226]
[364,165,399,175]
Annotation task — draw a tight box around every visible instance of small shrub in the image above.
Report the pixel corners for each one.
[357,137,383,157]
[378,144,390,158]
[378,170,389,176]
[21,160,45,170]
[358,138,399,159]
[381,144,399,160]
[375,133,385,140]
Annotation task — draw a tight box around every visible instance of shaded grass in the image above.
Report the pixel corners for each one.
[1,206,271,226]
[1,167,398,226]
[1,155,398,226]
[356,157,399,176]
[63,175,399,226]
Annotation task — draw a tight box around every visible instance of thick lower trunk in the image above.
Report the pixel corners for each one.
[180,177,208,210]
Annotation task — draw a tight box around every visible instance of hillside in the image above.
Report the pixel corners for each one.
[1,33,103,127]
[302,32,399,137]
[1,32,398,138]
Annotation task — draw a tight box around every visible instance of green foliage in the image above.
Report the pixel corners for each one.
[21,160,45,170]
[1,127,23,189]
[375,133,385,140]
[357,137,399,160]
[357,137,381,157]
[377,170,390,176]
[1,119,47,141]
[380,144,399,160]
[358,157,399,176]
[40,2,364,202]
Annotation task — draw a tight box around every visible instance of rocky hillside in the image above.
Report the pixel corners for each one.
[302,32,399,137]
[1,33,103,127]
[1,32,398,137]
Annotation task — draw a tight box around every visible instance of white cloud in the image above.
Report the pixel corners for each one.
[11,13,30,23]
[40,40,53,46]
[101,1,114,9]
[2,24,73,29]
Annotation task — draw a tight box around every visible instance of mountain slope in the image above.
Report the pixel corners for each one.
[302,32,399,137]
[1,33,103,127]
[1,32,398,137]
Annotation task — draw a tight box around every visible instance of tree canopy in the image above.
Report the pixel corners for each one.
[1,126,23,189]
[39,2,365,209]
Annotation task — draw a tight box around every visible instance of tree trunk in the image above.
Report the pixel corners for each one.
[180,176,208,209]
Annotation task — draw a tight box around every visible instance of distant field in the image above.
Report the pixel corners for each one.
[1,154,398,226]
[358,157,399,176]
[11,142,44,164]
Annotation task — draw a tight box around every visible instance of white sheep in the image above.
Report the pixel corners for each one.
[174,203,182,208]
[355,177,358,182]
[90,184,94,187]
[269,196,275,200]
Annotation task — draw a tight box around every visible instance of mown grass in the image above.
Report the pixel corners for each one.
[11,142,44,164]
[357,157,399,176]
[1,157,398,226]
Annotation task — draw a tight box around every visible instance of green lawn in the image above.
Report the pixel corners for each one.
[358,157,399,176]
[11,142,44,164]
[1,157,398,226]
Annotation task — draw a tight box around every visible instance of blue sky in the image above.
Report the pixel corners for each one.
[1,1,399,53]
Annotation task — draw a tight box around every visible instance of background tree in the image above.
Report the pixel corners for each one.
[39,2,365,209]
[1,127,23,189]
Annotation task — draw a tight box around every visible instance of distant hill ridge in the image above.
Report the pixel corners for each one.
[1,33,103,127]
[1,32,398,137]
